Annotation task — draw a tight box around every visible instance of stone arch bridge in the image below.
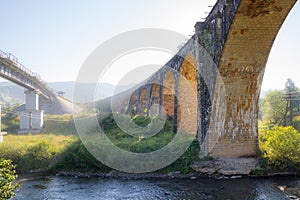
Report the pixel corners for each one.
[101,0,297,158]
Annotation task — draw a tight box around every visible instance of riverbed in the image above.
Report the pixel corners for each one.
[13,175,300,199]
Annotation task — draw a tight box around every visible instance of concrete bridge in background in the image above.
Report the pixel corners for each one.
[109,0,298,158]
[0,50,82,133]
[0,50,55,132]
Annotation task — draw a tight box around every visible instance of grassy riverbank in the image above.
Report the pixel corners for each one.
[0,114,202,174]
[0,134,76,173]
[2,113,298,176]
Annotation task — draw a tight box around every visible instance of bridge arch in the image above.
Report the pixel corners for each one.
[149,83,160,115]
[128,93,137,115]
[177,54,198,134]
[138,89,147,114]
[179,54,197,93]
[162,70,175,119]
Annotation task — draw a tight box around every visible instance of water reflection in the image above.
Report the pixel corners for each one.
[13,175,299,200]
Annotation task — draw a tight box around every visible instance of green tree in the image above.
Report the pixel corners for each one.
[261,90,286,124]
[259,126,300,170]
[0,159,19,200]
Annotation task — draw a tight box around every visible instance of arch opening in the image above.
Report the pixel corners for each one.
[162,71,175,119]
[177,54,198,134]
[149,83,160,115]
[138,89,147,115]
[128,93,136,115]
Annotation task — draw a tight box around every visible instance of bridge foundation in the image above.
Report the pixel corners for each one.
[19,90,44,133]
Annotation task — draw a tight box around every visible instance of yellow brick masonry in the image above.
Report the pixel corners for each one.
[208,0,297,157]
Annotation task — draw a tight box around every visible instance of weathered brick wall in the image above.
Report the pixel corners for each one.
[208,0,297,157]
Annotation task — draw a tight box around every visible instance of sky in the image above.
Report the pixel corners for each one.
[0,0,299,91]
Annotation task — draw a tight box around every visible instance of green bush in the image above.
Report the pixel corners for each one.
[157,140,202,174]
[21,141,54,171]
[2,113,19,134]
[132,115,151,127]
[0,159,19,200]
[259,126,300,171]
[51,140,111,173]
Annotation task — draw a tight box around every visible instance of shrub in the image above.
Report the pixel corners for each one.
[259,126,300,171]
[157,139,202,174]
[21,141,54,170]
[51,139,111,172]
[132,115,151,127]
[0,159,19,200]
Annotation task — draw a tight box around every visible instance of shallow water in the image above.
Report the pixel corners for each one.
[13,175,300,200]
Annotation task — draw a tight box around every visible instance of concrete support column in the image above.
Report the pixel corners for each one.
[32,110,44,129]
[25,90,39,110]
[19,90,44,133]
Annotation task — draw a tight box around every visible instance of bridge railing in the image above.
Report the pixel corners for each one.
[0,50,38,78]
[0,49,54,98]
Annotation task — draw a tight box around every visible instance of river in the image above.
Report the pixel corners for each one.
[13,175,300,200]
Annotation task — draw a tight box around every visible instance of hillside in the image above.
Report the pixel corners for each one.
[0,81,135,105]
[0,82,24,106]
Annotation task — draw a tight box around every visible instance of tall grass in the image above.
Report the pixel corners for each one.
[43,115,77,135]
[0,134,76,173]
[100,114,175,153]
[1,113,202,174]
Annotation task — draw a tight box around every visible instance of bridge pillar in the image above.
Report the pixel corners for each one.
[205,0,297,158]
[158,84,163,114]
[135,90,140,114]
[19,90,44,133]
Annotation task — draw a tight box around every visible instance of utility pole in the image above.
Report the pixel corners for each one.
[283,92,300,127]
[289,93,293,126]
